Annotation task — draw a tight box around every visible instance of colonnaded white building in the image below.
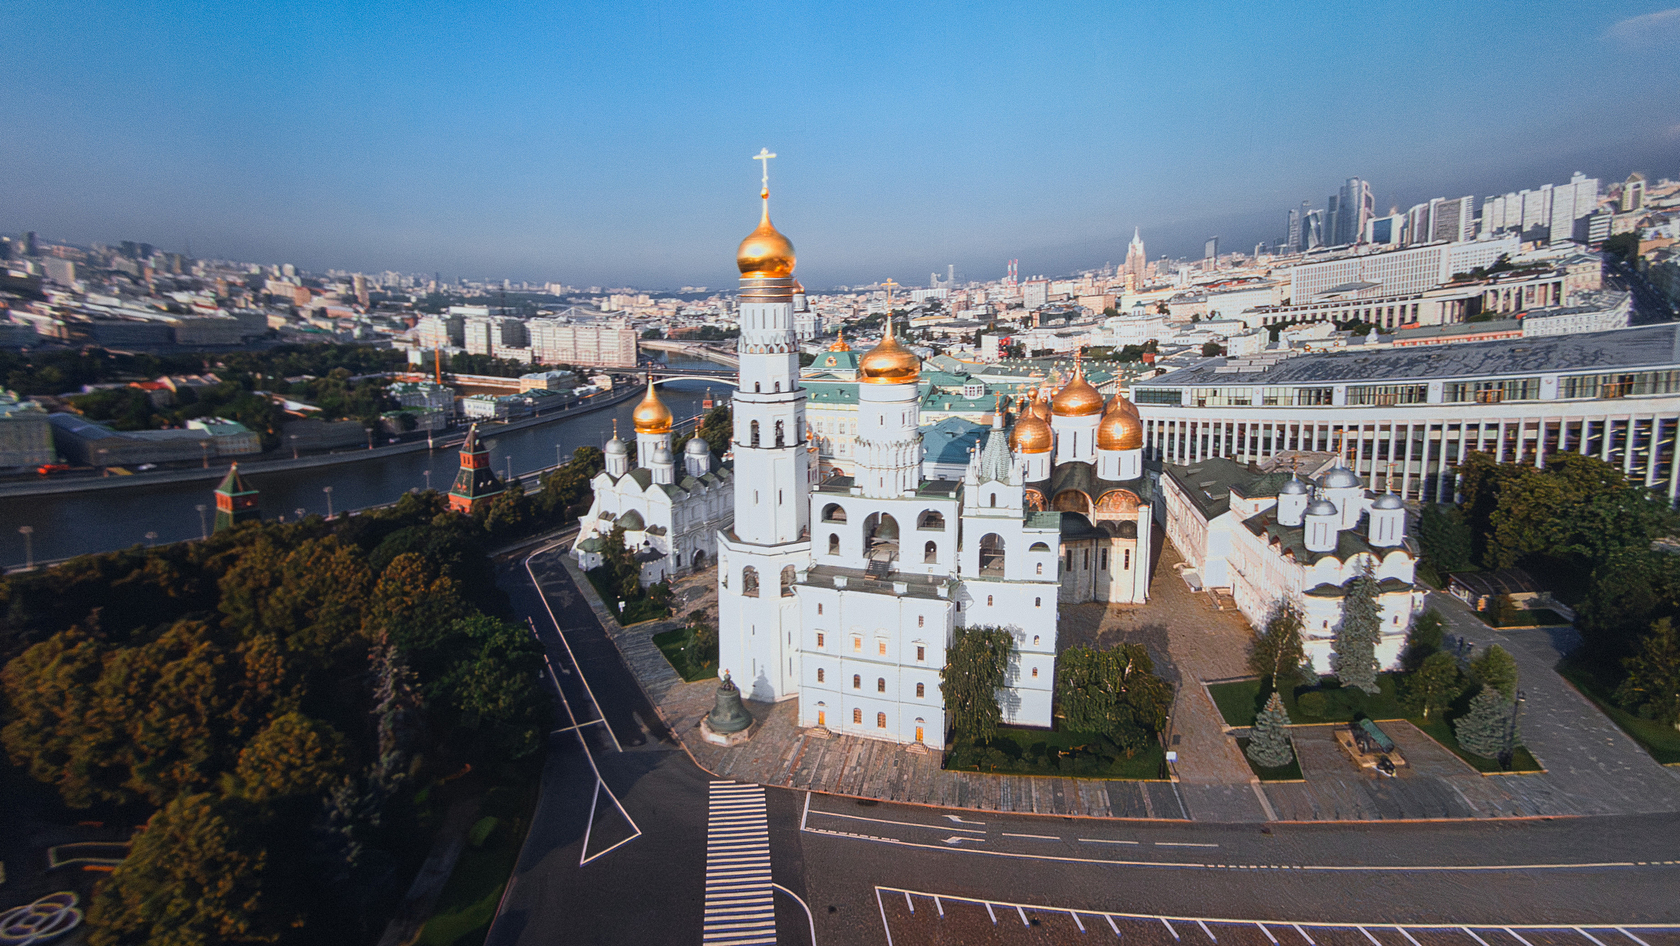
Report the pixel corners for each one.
[1131,323,1680,504]
[714,170,1155,749]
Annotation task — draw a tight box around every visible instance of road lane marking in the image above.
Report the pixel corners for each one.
[524,552,621,753]
[1577,929,1612,946]
[803,825,1678,873]
[905,891,913,913]
[773,883,818,946]
[1003,832,1060,840]
[1156,842,1219,848]
[1465,928,1494,946]
[1398,927,1422,946]
[1108,915,1122,936]
[807,807,985,833]
[1019,905,1031,927]
[1358,927,1381,946]
[1163,917,1181,940]
[1616,929,1653,946]
[1072,911,1086,932]
[703,782,774,946]
[1200,919,1218,941]
[986,902,997,925]
[1294,923,1316,944]
[1081,838,1141,845]
[1258,922,1278,943]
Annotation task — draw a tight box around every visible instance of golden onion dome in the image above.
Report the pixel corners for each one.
[1009,402,1055,454]
[1108,390,1141,417]
[1027,388,1052,422]
[1051,363,1105,417]
[828,328,851,352]
[1097,401,1145,451]
[858,317,920,385]
[632,376,672,434]
[736,199,796,278]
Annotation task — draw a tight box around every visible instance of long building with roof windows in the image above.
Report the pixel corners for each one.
[1131,323,1680,502]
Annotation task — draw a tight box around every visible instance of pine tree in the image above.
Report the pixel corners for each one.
[1248,599,1310,693]
[1246,692,1295,768]
[1333,559,1382,694]
[1454,687,1516,759]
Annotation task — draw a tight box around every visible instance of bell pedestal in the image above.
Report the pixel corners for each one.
[700,672,758,746]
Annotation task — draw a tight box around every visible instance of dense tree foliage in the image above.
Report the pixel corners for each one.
[1401,651,1464,720]
[939,626,1014,744]
[1400,610,1445,671]
[1417,504,1473,574]
[1470,644,1520,702]
[1616,618,1680,730]
[1248,599,1309,694]
[0,494,552,944]
[1454,687,1517,759]
[1054,644,1173,756]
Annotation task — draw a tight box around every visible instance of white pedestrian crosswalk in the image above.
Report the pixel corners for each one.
[704,781,776,945]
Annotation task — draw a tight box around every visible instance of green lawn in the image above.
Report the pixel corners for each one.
[1209,675,1409,727]
[1236,737,1304,781]
[945,726,1167,780]
[653,627,718,682]
[1211,676,1543,774]
[417,776,540,946]
[1557,661,1680,765]
[584,567,669,625]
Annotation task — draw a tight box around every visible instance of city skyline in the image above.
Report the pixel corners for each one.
[2,1,1678,288]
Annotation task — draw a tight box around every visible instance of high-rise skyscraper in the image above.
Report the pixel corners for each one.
[1286,206,1303,253]
[1125,228,1147,288]
[1329,178,1373,246]
[1204,236,1219,261]
[1623,173,1646,213]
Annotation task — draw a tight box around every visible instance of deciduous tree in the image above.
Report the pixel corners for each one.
[1402,651,1463,719]
[1616,617,1680,730]
[1248,599,1309,693]
[940,625,1013,744]
[1470,644,1519,701]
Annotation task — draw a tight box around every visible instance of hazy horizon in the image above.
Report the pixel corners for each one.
[4,1,1678,290]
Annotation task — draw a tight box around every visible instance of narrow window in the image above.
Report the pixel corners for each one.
[751,420,760,446]
[817,603,824,615]
[853,708,862,724]
[816,631,824,647]
[1033,635,1040,645]
[1032,667,1039,678]
[876,712,887,728]
[1101,548,1109,570]
[877,677,886,693]
[878,640,887,656]
[852,674,861,689]
[918,616,924,627]
[1034,597,1041,607]
[1124,549,1131,569]
[1036,563,1043,575]
[987,595,994,606]
[828,534,839,555]
[916,645,925,661]
[989,494,997,508]
[916,683,925,698]
[852,636,861,652]
[817,668,825,683]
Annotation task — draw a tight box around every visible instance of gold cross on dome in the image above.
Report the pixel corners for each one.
[882,277,899,309]
[753,148,776,197]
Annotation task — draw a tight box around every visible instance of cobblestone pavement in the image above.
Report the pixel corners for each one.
[1429,592,1680,814]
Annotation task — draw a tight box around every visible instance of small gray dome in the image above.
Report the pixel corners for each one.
[1319,465,1361,489]
[652,445,673,463]
[618,509,645,531]
[605,437,627,455]
[1306,499,1338,517]
[686,437,710,455]
[1280,477,1310,495]
[1373,492,1404,510]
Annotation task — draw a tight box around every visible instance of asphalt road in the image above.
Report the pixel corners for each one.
[490,544,1680,946]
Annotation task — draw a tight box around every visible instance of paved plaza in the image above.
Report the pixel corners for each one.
[537,539,1680,825]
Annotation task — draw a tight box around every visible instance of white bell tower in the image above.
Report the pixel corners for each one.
[717,149,812,703]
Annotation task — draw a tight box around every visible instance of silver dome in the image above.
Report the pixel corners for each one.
[686,437,710,455]
[1280,477,1310,495]
[1305,499,1338,517]
[1372,492,1404,509]
[605,437,628,455]
[652,445,673,463]
[1319,464,1361,489]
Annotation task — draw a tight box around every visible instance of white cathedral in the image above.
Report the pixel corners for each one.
[714,171,1155,750]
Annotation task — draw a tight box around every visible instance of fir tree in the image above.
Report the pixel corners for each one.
[1454,687,1517,759]
[1333,559,1382,694]
[1248,599,1310,694]
[1245,692,1294,768]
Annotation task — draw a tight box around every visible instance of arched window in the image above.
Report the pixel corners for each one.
[924,541,937,564]
[741,566,759,597]
[852,674,861,689]
[774,381,781,392]
[853,708,862,724]
[750,420,761,447]
[1029,542,1050,552]
[1032,667,1039,678]
[989,494,997,508]
[979,533,1005,575]
[755,382,761,393]
[1034,597,1041,607]
[917,510,945,530]
[828,533,840,555]
[916,682,925,698]
[781,565,796,596]
[821,503,847,523]
[816,668,825,683]
[877,677,886,693]
[1036,563,1043,574]
[987,595,994,606]
[775,420,785,446]
[876,712,887,728]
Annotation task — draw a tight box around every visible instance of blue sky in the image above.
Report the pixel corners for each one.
[3,1,1678,289]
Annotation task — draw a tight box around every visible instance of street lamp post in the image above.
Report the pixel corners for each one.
[323,486,334,519]
[18,526,33,570]
[291,435,300,460]
[1500,688,1528,770]
[365,427,374,451]
[195,504,208,540]
[506,456,514,483]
